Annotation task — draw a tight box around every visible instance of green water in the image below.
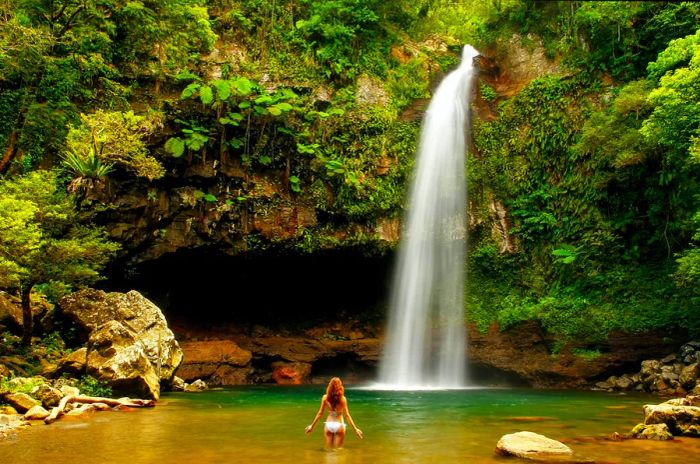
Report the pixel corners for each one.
[2,387,699,463]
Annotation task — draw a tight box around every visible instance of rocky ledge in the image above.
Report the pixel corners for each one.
[176,331,380,386]
[173,320,678,388]
[595,342,700,396]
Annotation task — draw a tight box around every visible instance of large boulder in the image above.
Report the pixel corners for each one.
[54,348,88,377]
[86,320,160,400]
[59,289,183,383]
[680,363,700,390]
[495,431,573,460]
[643,400,700,436]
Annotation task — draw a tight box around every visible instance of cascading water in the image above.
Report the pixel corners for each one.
[378,45,480,389]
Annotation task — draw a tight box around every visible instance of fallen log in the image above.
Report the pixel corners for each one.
[45,395,155,424]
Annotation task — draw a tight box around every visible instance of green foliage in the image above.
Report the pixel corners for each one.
[0,170,119,298]
[479,82,497,102]
[469,27,700,341]
[66,111,165,180]
[62,148,114,180]
[75,375,112,397]
[0,375,44,395]
[294,0,385,79]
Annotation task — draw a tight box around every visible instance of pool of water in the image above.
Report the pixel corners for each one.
[2,387,699,463]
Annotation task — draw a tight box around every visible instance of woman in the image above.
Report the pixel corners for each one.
[305,377,363,448]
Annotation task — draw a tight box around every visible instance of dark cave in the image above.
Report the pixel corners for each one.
[106,248,393,329]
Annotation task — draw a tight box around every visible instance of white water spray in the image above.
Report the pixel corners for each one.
[378,45,480,389]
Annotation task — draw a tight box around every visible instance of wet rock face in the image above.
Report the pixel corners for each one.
[468,322,677,388]
[60,289,183,384]
[92,166,397,266]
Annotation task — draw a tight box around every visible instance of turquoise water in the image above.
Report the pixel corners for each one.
[2,387,699,463]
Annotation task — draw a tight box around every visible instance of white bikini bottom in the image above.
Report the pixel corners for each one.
[324,421,346,434]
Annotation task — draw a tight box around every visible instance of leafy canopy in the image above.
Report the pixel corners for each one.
[0,170,119,291]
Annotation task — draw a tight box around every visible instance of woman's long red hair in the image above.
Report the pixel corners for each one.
[325,377,344,409]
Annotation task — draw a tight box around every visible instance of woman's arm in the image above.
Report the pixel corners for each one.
[305,395,327,434]
[342,397,363,438]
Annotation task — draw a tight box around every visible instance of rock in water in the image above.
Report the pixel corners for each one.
[643,400,700,436]
[170,376,186,392]
[184,379,208,392]
[59,289,183,383]
[495,431,573,460]
[630,423,674,440]
[86,320,161,400]
[24,405,50,421]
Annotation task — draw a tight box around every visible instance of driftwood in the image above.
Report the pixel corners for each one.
[45,395,155,424]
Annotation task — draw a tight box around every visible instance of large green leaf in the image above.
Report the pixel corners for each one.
[212,80,232,101]
[164,137,185,157]
[199,86,214,105]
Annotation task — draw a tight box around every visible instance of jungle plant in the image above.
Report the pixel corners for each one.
[65,111,165,180]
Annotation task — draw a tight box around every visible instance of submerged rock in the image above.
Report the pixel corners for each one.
[495,431,573,460]
[0,413,26,434]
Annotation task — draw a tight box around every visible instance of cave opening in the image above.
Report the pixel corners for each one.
[107,247,393,333]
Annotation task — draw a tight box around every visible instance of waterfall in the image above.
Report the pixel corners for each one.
[378,45,480,389]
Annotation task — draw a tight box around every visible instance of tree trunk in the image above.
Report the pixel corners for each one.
[20,283,34,346]
[45,395,156,424]
[0,129,17,173]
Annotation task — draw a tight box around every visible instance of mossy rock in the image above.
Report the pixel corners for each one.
[630,423,674,440]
